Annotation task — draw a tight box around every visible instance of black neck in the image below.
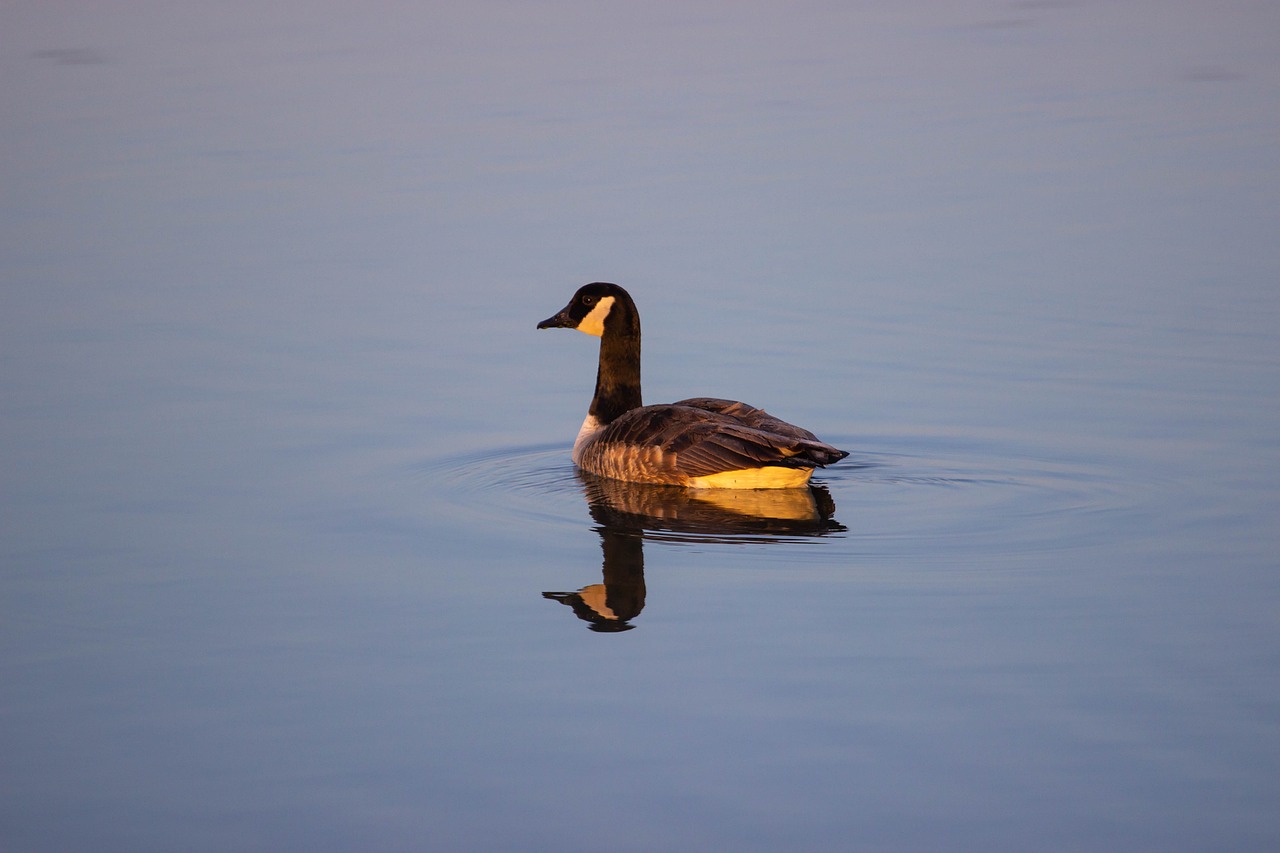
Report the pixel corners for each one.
[589,324,642,424]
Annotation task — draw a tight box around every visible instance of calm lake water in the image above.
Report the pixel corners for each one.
[3,2,1279,851]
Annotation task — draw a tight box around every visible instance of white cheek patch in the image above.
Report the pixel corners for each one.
[576,296,615,337]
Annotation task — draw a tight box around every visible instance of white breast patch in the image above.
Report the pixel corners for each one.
[572,413,604,464]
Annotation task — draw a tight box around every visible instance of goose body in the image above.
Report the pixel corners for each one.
[538,282,849,489]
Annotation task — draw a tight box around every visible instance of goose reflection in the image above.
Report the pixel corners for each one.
[543,473,845,632]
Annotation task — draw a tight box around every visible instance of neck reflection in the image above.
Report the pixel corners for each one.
[543,473,846,632]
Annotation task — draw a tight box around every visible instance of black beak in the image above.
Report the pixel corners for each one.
[537,306,574,329]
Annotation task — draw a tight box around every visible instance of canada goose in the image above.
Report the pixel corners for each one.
[537,282,849,488]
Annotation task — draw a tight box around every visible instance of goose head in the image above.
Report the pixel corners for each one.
[537,282,639,338]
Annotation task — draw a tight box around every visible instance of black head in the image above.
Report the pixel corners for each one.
[537,282,638,337]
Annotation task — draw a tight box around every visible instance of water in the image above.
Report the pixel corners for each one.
[3,2,1278,851]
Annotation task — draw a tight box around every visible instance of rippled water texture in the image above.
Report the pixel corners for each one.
[425,432,1134,556]
[3,2,1278,851]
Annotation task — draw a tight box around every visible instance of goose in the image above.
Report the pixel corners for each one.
[537,282,849,488]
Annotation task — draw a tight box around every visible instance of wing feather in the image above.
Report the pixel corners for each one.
[583,401,849,483]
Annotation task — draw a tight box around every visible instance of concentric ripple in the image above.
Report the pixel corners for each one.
[413,432,1147,558]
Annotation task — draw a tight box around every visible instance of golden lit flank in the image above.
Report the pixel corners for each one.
[686,467,815,489]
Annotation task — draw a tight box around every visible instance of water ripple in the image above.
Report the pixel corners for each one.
[412,434,1145,560]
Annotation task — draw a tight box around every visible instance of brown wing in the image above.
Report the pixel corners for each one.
[673,398,824,443]
[592,401,848,481]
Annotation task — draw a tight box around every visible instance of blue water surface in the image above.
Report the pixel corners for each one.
[3,2,1278,851]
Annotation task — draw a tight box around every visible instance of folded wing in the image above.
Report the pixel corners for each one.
[587,398,848,482]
